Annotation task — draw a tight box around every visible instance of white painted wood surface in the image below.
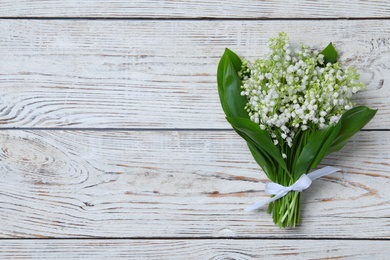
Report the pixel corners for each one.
[1,0,390,18]
[0,0,389,259]
[0,20,388,129]
[0,130,389,239]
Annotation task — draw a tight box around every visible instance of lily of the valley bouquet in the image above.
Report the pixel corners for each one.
[217,32,376,227]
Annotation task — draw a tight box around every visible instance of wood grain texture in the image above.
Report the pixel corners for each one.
[0,20,388,129]
[0,130,388,238]
[2,0,389,258]
[1,0,390,18]
[1,239,390,259]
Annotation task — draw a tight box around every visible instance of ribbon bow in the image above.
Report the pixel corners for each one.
[245,166,340,211]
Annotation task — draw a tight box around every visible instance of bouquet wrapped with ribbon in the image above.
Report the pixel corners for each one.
[217,32,377,228]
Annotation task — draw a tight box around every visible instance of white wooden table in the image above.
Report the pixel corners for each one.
[0,1,389,259]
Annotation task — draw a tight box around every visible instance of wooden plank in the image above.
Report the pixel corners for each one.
[0,130,388,238]
[1,0,390,18]
[1,239,390,259]
[0,20,388,129]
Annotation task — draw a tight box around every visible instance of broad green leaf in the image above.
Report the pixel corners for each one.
[223,48,242,72]
[228,124,276,180]
[294,106,376,180]
[217,54,230,117]
[247,139,276,181]
[226,117,289,174]
[309,122,341,170]
[223,57,248,118]
[294,125,335,180]
[325,106,377,156]
[319,42,337,64]
[217,48,249,119]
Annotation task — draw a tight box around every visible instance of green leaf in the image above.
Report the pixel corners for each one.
[247,140,276,182]
[226,117,289,174]
[217,48,249,119]
[217,54,230,117]
[308,122,341,169]
[319,42,337,64]
[294,106,377,180]
[325,106,377,156]
[294,125,335,180]
[223,48,242,72]
[227,123,276,180]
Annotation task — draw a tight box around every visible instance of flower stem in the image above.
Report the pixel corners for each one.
[271,191,301,228]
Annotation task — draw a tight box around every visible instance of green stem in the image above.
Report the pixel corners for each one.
[268,127,314,228]
[269,164,302,228]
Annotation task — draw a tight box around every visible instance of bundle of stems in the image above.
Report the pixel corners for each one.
[267,129,311,227]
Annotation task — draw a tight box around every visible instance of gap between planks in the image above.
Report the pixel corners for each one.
[1,236,390,241]
[1,17,390,20]
[0,128,388,131]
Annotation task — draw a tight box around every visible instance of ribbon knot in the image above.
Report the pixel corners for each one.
[245,166,340,211]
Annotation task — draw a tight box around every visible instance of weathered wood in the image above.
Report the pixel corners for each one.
[1,239,389,259]
[1,0,388,258]
[1,0,390,18]
[0,20,388,129]
[0,130,388,238]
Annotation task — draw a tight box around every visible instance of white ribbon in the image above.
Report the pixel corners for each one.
[245,166,340,211]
